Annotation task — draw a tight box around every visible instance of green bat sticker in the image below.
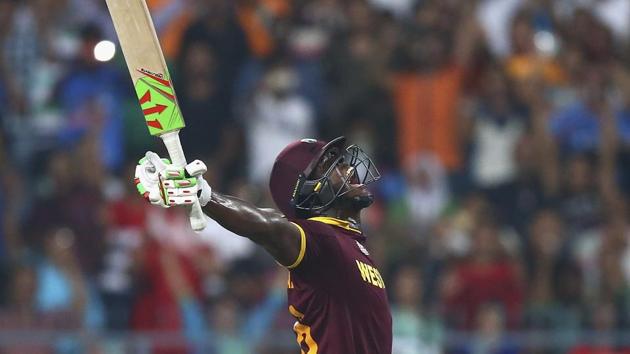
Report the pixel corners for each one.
[134,68,185,135]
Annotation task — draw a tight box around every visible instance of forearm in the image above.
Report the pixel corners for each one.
[202,192,284,243]
[134,154,300,264]
[202,192,301,266]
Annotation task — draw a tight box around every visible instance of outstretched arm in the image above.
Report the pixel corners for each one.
[202,192,302,267]
[134,152,302,267]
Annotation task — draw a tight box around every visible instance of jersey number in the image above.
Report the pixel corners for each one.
[294,322,318,354]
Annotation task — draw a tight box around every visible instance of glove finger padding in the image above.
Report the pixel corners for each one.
[161,167,186,179]
[134,179,168,207]
[164,185,197,197]
[134,178,150,201]
[162,178,197,188]
[135,154,212,208]
[159,165,199,206]
[167,196,198,206]
[150,188,167,206]
[184,160,211,207]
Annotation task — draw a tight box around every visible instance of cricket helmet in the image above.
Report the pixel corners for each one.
[269,136,380,219]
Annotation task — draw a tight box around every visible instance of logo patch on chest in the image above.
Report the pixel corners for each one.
[356,241,369,256]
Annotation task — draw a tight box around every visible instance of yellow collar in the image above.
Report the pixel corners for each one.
[308,216,362,234]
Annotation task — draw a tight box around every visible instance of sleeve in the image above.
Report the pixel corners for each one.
[285,221,307,269]
[284,220,341,276]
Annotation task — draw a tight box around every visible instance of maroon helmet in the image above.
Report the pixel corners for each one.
[269,136,380,219]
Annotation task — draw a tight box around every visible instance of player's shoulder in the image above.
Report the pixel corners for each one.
[290,218,339,238]
[287,218,344,273]
[288,218,344,252]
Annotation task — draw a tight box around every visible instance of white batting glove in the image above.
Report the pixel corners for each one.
[134,151,212,208]
[160,160,212,207]
[135,151,170,207]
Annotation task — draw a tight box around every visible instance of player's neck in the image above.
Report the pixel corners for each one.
[319,208,362,228]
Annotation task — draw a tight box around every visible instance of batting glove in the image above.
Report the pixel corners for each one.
[134,151,212,208]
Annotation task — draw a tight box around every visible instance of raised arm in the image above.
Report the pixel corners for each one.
[202,192,302,267]
[133,151,302,268]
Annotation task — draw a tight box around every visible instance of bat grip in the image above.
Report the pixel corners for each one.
[160,131,207,231]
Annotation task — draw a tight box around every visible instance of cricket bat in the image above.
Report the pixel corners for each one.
[105,0,207,231]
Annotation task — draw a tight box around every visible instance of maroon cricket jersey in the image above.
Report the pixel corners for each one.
[285,216,392,354]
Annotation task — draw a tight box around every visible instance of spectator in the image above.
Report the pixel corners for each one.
[391,264,444,354]
[324,25,397,164]
[401,153,449,232]
[454,303,520,354]
[501,132,550,233]
[611,66,630,197]
[549,65,612,155]
[205,260,285,353]
[441,218,524,330]
[131,210,207,354]
[176,39,238,165]
[569,301,623,354]
[559,154,603,235]
[565,9,615,66]
[390,1,483,172]
[433,192,493,260]
[504,9,565,85]
[99,162,150,330]
[0,162,24,262]
[35,227,103,330]
[461,65,526,221]
[54,23,126,171]
[29,145,107,276]
[235,0,291,59]
[475,0,523,59]
[0,263,53,354]
[243,60,315,185]
[524,210,582,346]
[598,216,630,329]
[572,214,630,329]
[147,0,194,59]
[179,0,250,107]
[0,0,65,118]
[208,297,250,354]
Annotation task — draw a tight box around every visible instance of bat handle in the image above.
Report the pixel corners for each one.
[160,131,207,232]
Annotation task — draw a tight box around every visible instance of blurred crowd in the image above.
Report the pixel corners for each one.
[1,0,630,353]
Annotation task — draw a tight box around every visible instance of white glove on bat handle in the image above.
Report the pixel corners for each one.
[161,131,207,231]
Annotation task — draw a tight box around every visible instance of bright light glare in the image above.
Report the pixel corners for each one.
[534,31,557,56]
[94,40,116,62]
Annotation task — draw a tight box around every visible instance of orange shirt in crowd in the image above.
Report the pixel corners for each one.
[392,66,465,171]
[237,0,291,58]
[147,0,193,59]
[505,54,566,84]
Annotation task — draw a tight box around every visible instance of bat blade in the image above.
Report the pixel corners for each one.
[105,0,185,136]
[106,0,206,231]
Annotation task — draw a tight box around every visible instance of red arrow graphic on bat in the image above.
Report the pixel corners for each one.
[139,90,151,105]
[146,120,163,129]
[143,104,167,116]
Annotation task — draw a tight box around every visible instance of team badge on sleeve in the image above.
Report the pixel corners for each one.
[356,241,369,256]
